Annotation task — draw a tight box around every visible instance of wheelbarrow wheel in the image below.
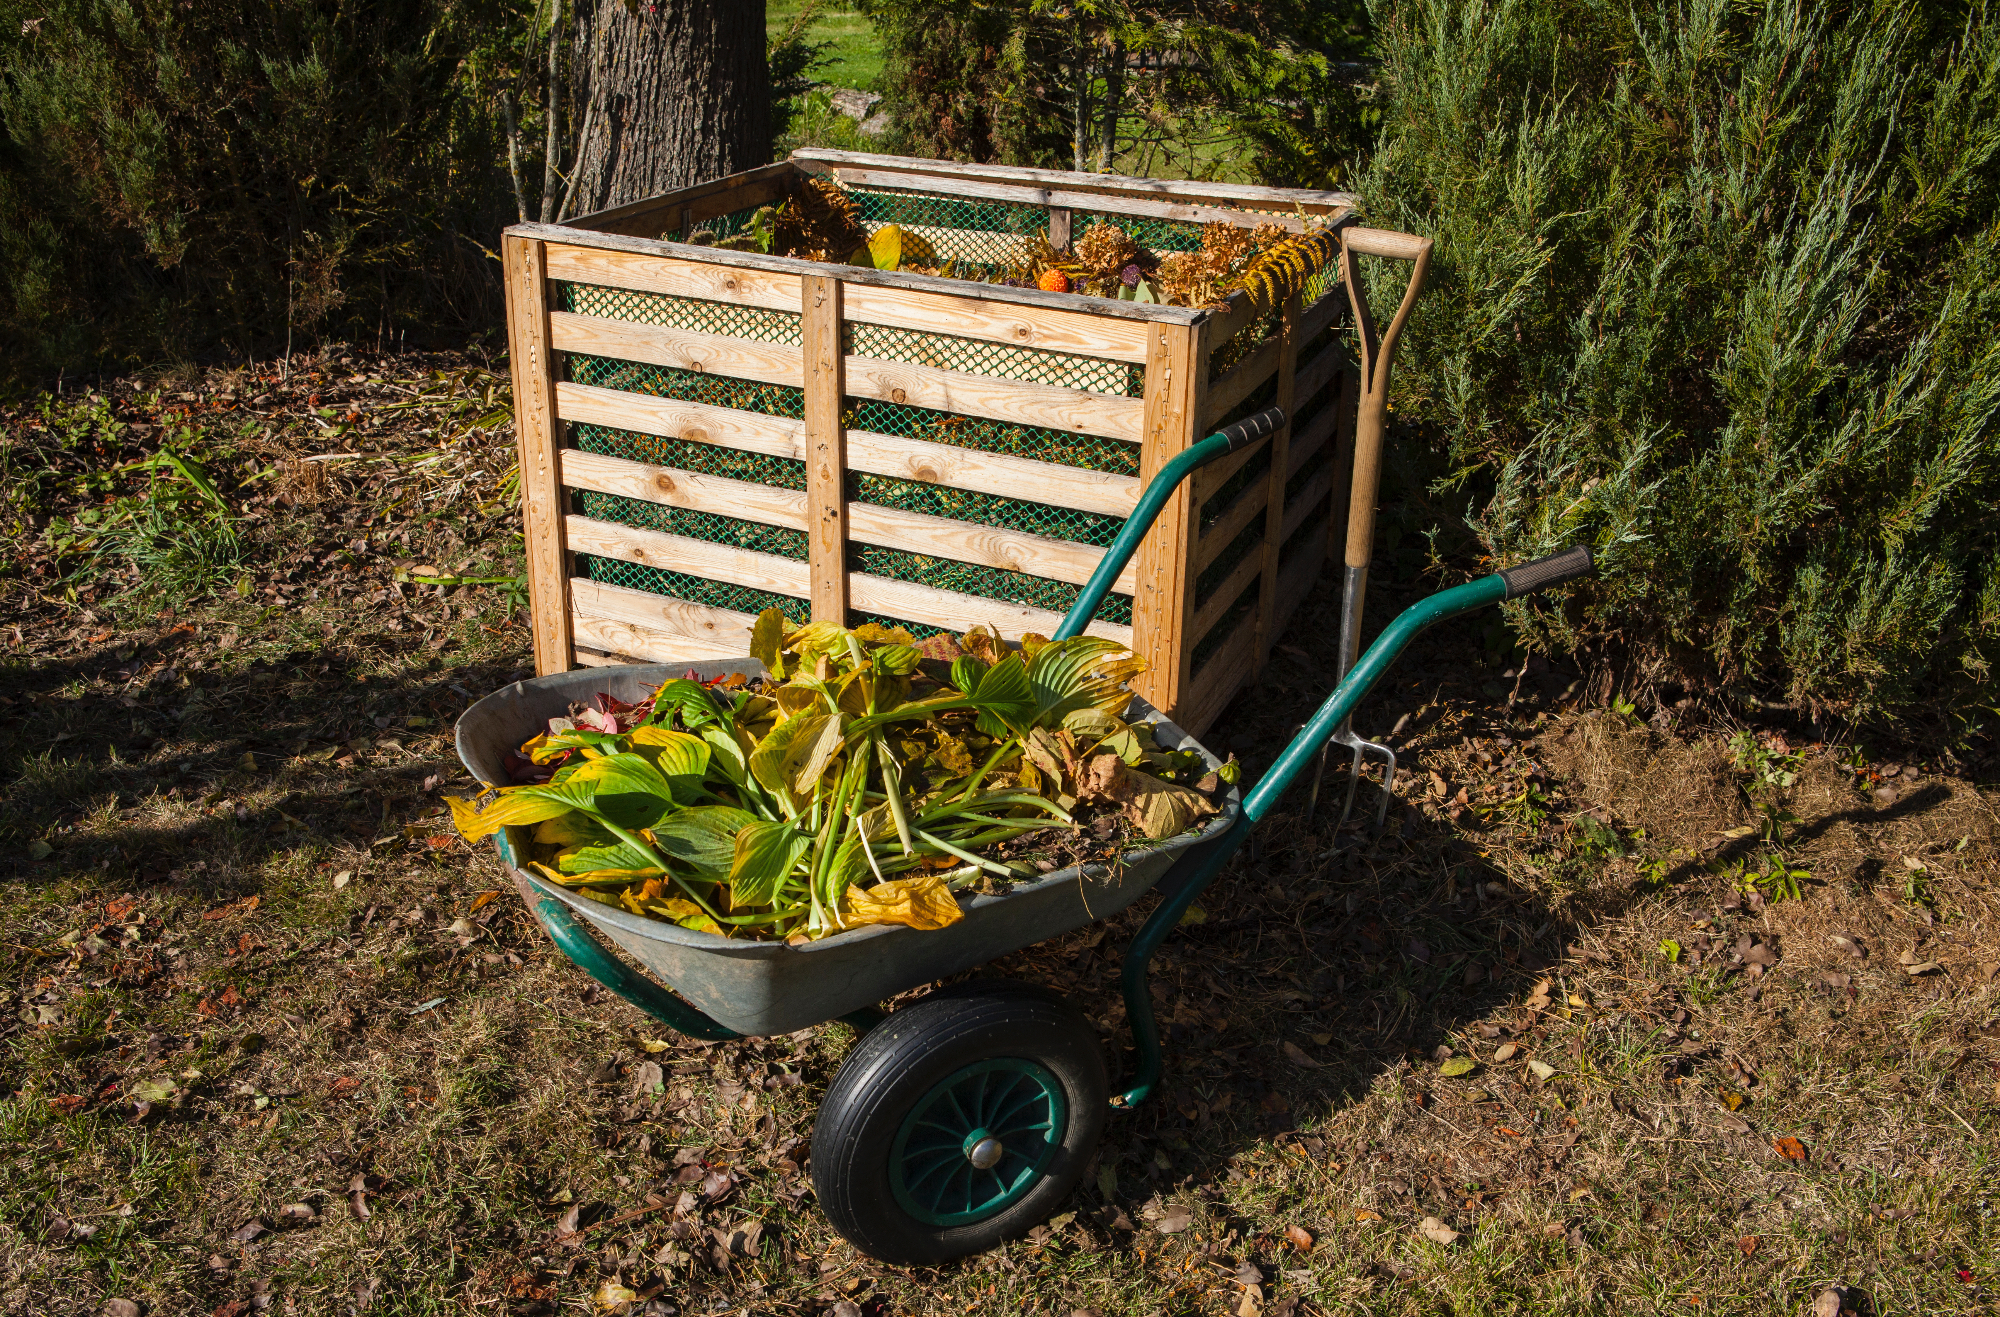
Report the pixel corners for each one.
[810,981,1106,1264]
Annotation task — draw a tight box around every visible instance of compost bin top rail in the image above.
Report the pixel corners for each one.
[504,222,1208,327]
[787,148,1362,215]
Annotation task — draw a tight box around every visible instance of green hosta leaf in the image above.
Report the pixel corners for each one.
[652,805,758,880]
[557,837,658,874]
[701,724,751,786]
[970,653,1034,738]
[564,753,675,829]
[647,678,725,730]
[950,656,987,694]
[630,726,711,800]
[728,819,812,907]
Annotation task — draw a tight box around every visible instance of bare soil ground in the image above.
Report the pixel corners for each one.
[2,350,1995,1317]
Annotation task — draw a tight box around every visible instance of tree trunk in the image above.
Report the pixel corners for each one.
[567,0,770,218]
[1096,40,1124,172]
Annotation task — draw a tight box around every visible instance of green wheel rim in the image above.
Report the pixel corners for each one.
[889,1058,1068,1228]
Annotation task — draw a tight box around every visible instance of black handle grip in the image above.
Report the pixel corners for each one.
[1499,545,1595,599]
[1217,406,1287,453]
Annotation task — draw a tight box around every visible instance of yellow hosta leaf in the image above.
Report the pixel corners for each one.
[446,791,572,842]
[867,224,902,270]
[555,867,664,887]
[840,871,964,931]
[649,897,722,935]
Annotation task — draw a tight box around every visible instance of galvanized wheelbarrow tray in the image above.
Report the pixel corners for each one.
[456,664,1239,1037]
[455,404,1595,1265]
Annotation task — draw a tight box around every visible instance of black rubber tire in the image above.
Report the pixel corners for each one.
[810,981,1108,1264]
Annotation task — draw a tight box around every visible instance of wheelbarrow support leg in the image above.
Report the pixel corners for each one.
[1116,546,1595,1107]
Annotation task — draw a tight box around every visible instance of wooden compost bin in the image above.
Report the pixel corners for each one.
[502,149,1360,738]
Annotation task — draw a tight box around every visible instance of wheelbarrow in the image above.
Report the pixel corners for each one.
[455,404,1595,1265]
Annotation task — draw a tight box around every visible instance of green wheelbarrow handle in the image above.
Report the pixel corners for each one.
[1112,544,1596,1105]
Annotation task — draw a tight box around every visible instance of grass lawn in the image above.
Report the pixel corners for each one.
[770,2,883,92]
[1,350,1996,1315]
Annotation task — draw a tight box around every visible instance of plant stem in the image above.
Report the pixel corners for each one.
[592,814,726,927]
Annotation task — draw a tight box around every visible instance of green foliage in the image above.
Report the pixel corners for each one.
[1357,0,2000,724]
[0,0,522,381]
[859,0,1371,176]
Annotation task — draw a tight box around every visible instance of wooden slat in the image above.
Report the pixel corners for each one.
[1189,551,1263,645]
[1129,322,1204,719]
[571,577,763,654]
[846,502,1136,594]
[1192,436,1268,504]
[841,282,1150,362]
[549,312,1144,444]
[548,311,803,387]
[1252,293,1301,680]
[545,244,802,313]
[564,160,799,238]
[560,449,808,530]
[1195,485,1268,571]
[1286,391,1342,482]
[505,222,1205,328]
[1048,206,1072,251]
[553,381,1140,517]
[1199,333,1282,432]
[790,148,1358,215]
[1281,466,1335,544]
[847,573,1131,645]
[555,383,801,456]
[803,274,848,623]
[1277,517,1330,627]
[1180,619,1259,739]
[1200,292,1261,358]
[573,625,748,666]
[565,516,810,597]
[503,234,574,676]
[824,165,1324,236]
[545,243,1148,360]
[1299,286,1344,347]
[1294,338,1345,412]
[843,352,1144,443]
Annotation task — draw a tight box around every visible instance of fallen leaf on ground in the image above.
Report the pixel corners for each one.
[130,1076,177,1104]
[1773,1136,1808,1161]
[228,1219,266,1243]
[278,1202,316,1223]
[1737,1234,1759,1256]
[1155,1205,1193,1234]
[103,1301,140,1317]
[1493,1042,1519,1063]
[1718,1111,1751,1135]
[1282,1041,1321,1068]
[592,1279,640,1310]
[1528,1060,1556,1080]
[1284,1224,1314,1251]
[1418,1216,1460,1245]
[1811,1288,1844,1317]
[1721,1090,1746,1111]
[1354,1208,1382,1224]
[1440,1057,1476,1077]
[1097,1166,1118,1198]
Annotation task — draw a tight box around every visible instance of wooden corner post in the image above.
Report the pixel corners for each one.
[802,273,849,623]
[1131,322,1205,722]
[504,232,574,676]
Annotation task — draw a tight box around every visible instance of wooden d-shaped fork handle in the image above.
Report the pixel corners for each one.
[1340,227,1434,572]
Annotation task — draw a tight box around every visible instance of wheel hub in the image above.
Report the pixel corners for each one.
[964,1132,1005,1169]
[888,1057,1067,1227]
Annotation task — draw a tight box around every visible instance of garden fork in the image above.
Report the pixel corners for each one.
[1302,226,1434,832]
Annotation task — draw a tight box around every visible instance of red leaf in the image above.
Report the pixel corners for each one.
[1774,1136,1808,1161]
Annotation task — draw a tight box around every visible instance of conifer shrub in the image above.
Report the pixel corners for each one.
[0,0,519,378]
[1357,0,1999,727]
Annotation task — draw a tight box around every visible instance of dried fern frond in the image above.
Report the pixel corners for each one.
[1227,227,1339,314]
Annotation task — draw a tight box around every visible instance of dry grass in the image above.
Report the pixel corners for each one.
[1,354,1996,1316]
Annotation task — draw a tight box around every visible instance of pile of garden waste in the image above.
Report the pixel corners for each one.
[448,611,1230,943]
